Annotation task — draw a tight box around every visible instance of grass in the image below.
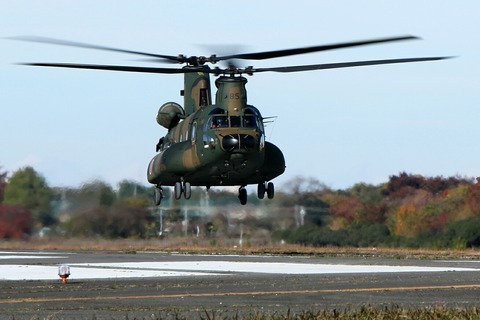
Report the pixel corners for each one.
[237,306,480,320]
[11,306,480,320]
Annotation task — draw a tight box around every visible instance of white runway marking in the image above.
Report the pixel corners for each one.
[0,252,68,260]
[77,261,478,275]
[0,255,67,260]
[1,252,478,281]
[0,265,221,281]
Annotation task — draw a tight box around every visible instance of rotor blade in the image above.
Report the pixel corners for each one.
[249,56,453,73]
[10,36,181,63]
[20,62,211,74]
[19,56,453,76]
[216,35,420,61]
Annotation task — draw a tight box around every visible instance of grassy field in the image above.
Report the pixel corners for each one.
[205,306,480,320]
[9,307,480,320]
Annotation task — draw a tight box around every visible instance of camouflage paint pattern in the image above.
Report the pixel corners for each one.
[147,74,285,187]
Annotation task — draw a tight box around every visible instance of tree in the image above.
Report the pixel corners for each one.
[76,180,116,208]
[63,202,152,239]
[0,205,33,238]
[3,167,53,227]
[0,167,7,203]
[117,180,150,200]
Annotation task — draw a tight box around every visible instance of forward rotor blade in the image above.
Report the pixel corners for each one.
[20,62,210,74]
[216,35,420,61]
[10,36,180,63]
[250,56,453,73]
[20,57,453,76]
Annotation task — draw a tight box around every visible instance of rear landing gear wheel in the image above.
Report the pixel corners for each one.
[239,187,247,205]
[257,182,274,200]
[267,182,275,199]
[154,187,163,206]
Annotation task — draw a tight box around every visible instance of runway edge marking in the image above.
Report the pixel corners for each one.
[3,284,480,305]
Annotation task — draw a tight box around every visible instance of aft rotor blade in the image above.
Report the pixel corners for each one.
[20,62,211,74]
[250,56,453,73]
[10,36,180,63]
[216,35,420,61]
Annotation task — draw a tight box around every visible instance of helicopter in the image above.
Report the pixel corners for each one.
[12,35,450,205]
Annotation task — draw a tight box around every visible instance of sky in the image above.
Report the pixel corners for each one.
[1,1,479,190]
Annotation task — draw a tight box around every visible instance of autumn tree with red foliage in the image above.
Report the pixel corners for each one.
[0,205,33,239]
[383,172,472,199]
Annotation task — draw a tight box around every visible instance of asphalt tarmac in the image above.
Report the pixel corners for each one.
[1,250,480,319]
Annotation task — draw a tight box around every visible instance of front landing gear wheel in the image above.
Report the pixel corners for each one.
[174,182,182,200]
[154,187,163,206]
[174,180,191,200]
[257,183,266,199]
[184,182,191,200]
[238,187,247,205]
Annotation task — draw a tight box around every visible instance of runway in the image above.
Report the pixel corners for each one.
[1,250,480,319]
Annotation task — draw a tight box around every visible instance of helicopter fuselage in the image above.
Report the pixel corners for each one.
[147,73,285,191]
[147,105,285,187]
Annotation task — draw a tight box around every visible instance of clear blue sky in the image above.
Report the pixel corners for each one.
[1,1,479,190]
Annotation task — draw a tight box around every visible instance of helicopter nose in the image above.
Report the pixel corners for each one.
[222,134,255,152]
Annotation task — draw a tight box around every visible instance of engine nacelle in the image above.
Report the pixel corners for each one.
[156,102,185,129]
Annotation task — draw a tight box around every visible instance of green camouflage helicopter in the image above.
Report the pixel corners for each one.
[14,35,450,205]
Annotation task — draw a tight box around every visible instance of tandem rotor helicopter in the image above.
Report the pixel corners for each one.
[13,35,450,205]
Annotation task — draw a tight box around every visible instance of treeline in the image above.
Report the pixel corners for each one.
[1,166,480,249]
[274,173,480,249]
[0,167,154,239]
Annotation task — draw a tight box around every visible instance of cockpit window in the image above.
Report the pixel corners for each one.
[211,115,229,128]
[209,114,263,129]
[243,115,256,128]
[230,116,241,128]
[207,107,263,130]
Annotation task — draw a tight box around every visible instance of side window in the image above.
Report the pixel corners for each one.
[204,118,211,132]
[191,122,196,142]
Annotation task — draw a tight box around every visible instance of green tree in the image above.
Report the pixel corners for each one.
[63,202,152,239]
[3,167,54,227]
[117,180,150,200]
[442,217,480,249]
[0,167,7,203]
[77,180,115,208]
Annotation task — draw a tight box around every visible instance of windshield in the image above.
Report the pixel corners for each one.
[209,114,262,129]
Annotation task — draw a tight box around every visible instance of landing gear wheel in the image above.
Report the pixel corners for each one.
[267,182,275,199]
[239,187,247,205]
[257,183,266,199]
[174,182,182,200]
[183,182,191,199]
[154,187,163,206]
